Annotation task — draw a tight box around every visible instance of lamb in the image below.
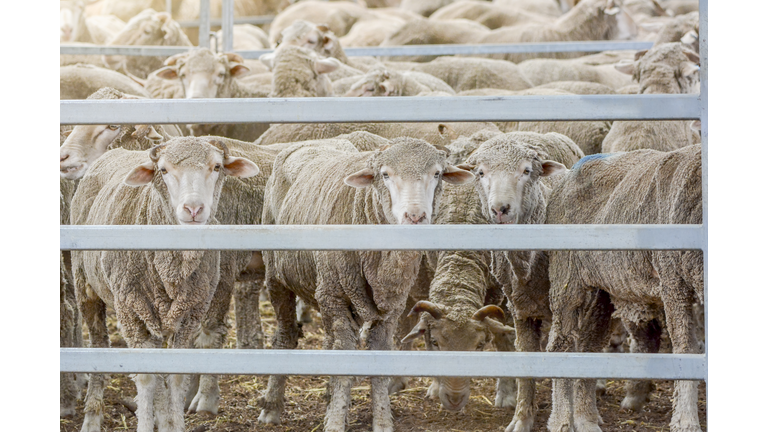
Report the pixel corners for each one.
[152,48,272,141]
[430,0,553,29]
[102,9,193,79]
[380,18,491,62]
[602,43,700,152]
[474,0,639,63]
[60,64,150,99]
[518,58,634,89]
[339,65,456,96]
[60,1,126,44]
[256,138,474,431]
[545,144,703,432]
[456,132,584,432]
[70,137,259,432]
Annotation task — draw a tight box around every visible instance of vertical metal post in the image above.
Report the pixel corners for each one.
[198,0,210,48]
[699,0,708,394]
[222,0,234,53]
[166,0,173,14]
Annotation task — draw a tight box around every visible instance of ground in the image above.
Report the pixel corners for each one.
[60,300,707,432]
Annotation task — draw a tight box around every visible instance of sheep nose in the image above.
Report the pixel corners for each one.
[447,393,463,406]
[405,212,427,224]
[185,204,204,219]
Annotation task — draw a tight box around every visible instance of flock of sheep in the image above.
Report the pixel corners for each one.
[59,0,704,431]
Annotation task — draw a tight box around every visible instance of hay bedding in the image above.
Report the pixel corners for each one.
[60,301,706,432]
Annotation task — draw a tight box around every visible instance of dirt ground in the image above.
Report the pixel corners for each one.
[60,300,707,432]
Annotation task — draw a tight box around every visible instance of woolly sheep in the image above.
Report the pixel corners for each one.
[380,18,491,62]
[430,0,552,29]
[545,145,703,432]
[456,132,583,432]
[60,1,126,44]
[654,11,698,50]
[493,0,564,17]
[409,56,533,92]
[102,9,193,79]
[71,137,259,432]
[400,0,460,17]
[475,0,639,62]
[340,65,456,96]
[603,43,700,152]
[268,0,373,45]
[259,44,342,97]
[257,137,474,431]
[518,58,634,88]
[60,64,150,99]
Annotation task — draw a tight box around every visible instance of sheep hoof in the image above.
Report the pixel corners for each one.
[595,379,607,397]
[187,390,219,415]
[426,380,439,399]
[80,414,102,432]
[620,394,648,412]
[495,378,517,408]
[388,377,408,394]
[574,419,602,432]
[257,409,281,425]
[60,404,76,418]
[506,414,534,432]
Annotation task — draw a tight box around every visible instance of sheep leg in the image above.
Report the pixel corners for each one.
[155,374,188,432]
[663,290,702,432]
[60,260,79,418]
[620,318,661,411]
[507,317,542,432]
[257,280,300,425]
[235,280,265,350]
[323,314,358,432]
[77,282,109,432]
[367,319,397,432]
[389,294,420,394]
[596,318,626,397]
[493,320,517,408]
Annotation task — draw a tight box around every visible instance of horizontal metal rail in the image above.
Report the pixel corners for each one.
[60,95,701,125]
[59,41,653,58]
[60,349,706,380]
[177,15,276,27]
[60,225,704,251]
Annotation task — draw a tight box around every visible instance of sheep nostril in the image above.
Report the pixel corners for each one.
[61,154,69,162]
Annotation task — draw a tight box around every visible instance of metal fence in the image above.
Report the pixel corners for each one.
[59,0,708,387]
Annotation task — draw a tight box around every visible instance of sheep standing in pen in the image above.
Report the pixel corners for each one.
[475,0,639,63]
[456,132,584,432]
[101,9,193,79]
[603,42,700,152]
[70,138,259,432]
[545,145,703,432]
[256,138,474,431]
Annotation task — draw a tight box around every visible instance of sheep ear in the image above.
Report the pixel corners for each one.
[401,319,428,344]
[614,59,635,75]
[681,30,698,45]
[634,49,649,61]
[437,123,456,140]
[315,57,341,75]
[155,66,178,80]
[455,163,475,172]
[486,319,515,339]
[442,165,475,185]
[605,6,620,15]
[223,156,260,178]
[681,62,699,78]
[541,160,567,177]
[259,52,276,70]
[229,63,251,78]
[317,24,330,33]
[344,168,375,188]
[689,120,701,133]
[124,161,155,186]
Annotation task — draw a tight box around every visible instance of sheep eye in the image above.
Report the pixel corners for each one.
[434,171,440,178]
[523,168,531,175]
[160,168,167,175]
[108,125,119,130]
[143,27,152,35]
[382,173,389,180]
[430,338,438,347]
[214,164,221,172]
[478,170,484,177]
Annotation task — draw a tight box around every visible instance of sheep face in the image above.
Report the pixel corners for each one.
[124,139,259,225]
[462,137,566,224]
[344,68,395,97]
[103,9,186,70]
[155,49,250,99]
[277,20,337,58]
[60,124,162,180]
[260,45,340,97]
[615,42,700,94]
[401,302,513,411]
[344,138,474,225]
[59,1,85,42]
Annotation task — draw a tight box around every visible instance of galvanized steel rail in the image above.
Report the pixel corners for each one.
[60,95,701,125]
[61,349,707,380]
[60,225,704,252]
[59,40,654,58]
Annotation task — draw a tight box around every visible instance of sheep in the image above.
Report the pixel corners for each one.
[99,0,184,22]
[256,137,474,431]
[60,1,126,44]
[407,56,534,92]
[602,43,700,152]
[493,0,564,17]
[339,65,456,96]
[259,44,342,97]
[60,64,150,99]
[339,15,406,47]
[268,0,374,46]
[400,180,517,411]
[213,23,270,51]
[455,131,584,432]
[518,58,634,89]
[430,0,553,29]
[400,0,461,17]
[654,11,698,50]
[151,48,272,141]
[475,0,639,63]
[71,137,259,432]
[380,18,491,62]
[545,144,703,432]
[102,9,193,79]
